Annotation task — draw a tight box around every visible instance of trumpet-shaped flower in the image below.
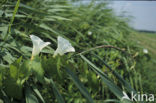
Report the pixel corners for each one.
[143,48,148,54]
[30,35,51,59]
[88,31,92,36]
[53,36,75,57]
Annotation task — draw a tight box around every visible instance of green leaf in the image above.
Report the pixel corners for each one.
[0,26,8,39]
[9,57,23,80]
[4,0,20,41]
[30,60,44,83]
[3,52,16,64]
[95,99,120,103]
[93,54,136,94]
[19,60,32,80]
[0,99,3,103]
[9,65,18,79]
[49,78,65,103]
[65,68,94,103]
[25,88,39,103]
[80,55,123,100]
[0,73,2,87]
[48,16,71,21]
[4,77,23,99]
[33,87,45,103]
[19,3,47,15]
[57,57,62,78]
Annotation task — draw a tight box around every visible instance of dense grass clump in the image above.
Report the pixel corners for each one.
[0,0,154,103]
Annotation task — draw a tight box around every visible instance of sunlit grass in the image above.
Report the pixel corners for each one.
[129,31,156,94]
[131,32,156,58]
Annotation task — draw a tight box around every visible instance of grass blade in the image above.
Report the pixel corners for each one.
[93,54,136,93]
[80,55,124,100]
[25,88,39,103]
[33,87,45,103]
[4,0,20,41]
[65,68,94,103]
[50,78,65,103]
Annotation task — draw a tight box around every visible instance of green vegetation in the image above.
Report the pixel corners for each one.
[0,0,155,103]
[131,32,156,58]
[129,32,156,94]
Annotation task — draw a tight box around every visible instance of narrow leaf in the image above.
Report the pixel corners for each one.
[80,55,123,99]
[25,88,39,103]
[65,68,94,103]
[93,54,136,93]
[33,87,45,103]
[49,78,65,103]
[4,0,20,41]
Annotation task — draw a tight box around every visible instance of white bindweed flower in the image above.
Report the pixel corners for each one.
[143,49,148,54]
[30,35,51,59]
[53,36,75,57]
[88,31,92,36]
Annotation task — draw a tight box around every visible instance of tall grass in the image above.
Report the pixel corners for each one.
[0,0,146,103]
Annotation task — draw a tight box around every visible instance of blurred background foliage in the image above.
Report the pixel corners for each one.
[0,0,155,103]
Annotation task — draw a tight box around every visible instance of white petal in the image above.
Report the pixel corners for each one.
[30,35,44,46]
[88,31,92,35]
[32,45,40,56]
[53,36,75,57]
[30,35,51,56]
[143,49,148,54]
[40,42,51,51]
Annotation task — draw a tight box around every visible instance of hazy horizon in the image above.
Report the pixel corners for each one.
[111,1,156,31]
[75,1,156,31]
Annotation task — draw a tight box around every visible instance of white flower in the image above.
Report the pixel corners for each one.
[53,36,75,57]
[143,49,148,54]
[88,31,92,36]
[30,35,51,59]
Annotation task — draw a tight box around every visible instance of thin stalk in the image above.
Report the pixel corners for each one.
[77,45,126,55]
[4,0,20,41]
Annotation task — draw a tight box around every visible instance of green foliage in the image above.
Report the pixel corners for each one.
[65,68,94,103]
[129,32,156,94]
[0,0,149,103]
[25,88,39,103]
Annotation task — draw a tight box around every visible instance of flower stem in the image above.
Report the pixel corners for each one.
[31,56,34,60]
